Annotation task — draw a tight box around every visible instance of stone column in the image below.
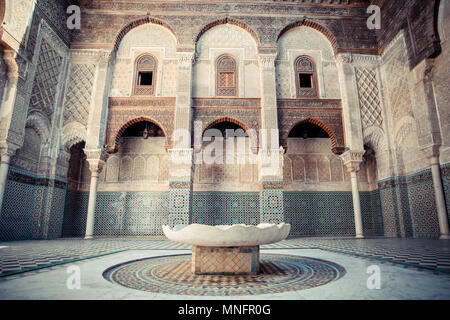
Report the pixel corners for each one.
[83,149,106,239]
[412,60,449,239]
[341,150,365,238]
[422,146,450,239]
[258,51,284,224]
[0,145,16,214]
[0,51,20,215]
[85,51,113,150]
[167,50,196,227]
[258,51,279,150]
[82,51,112,238]
[173,50,195,141]
[336,54,365,151]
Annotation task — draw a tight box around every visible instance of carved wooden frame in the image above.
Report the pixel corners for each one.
[294,55,319,98]
[216,54,238,97]
[133,53,158,96]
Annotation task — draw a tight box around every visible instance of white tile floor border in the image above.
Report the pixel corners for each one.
[0,249,449,300]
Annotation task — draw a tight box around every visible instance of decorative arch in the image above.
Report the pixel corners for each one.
[113,17,177,53]
[62,122,87,152]
[277,19,338,55]
[200,117,258,153]
[285,118,341,154]
[363,126,388,155]
[203,117,249,135]
[110,117,168,153]
[294,55,319,98]
[26,112,51,146]
[195,17,259,46]
[216,54,238,97]
[394,116,417,147]
[133,53,158,96]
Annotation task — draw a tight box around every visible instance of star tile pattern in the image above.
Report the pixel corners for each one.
[104,253,346,296]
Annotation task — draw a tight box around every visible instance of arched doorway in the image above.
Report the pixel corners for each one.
[192,120,259,226]
[283,121,355,237]
[360,143,384,236]
[99,120,169,236]
[62,141,89,237]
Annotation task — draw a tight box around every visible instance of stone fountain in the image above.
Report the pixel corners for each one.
[162,223,291,275]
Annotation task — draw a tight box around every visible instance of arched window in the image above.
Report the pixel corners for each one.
[294,56,318,98]
[216,54,238,97]
[133,54,157,96]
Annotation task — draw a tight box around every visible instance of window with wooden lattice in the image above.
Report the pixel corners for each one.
[216,54,238,97]
[133,53,157,96]
[295,56,318,98]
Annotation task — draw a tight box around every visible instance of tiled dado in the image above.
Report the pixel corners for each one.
[378,166,448,238]
[191,192,260,226]
[284,191,383,237]
[64,190,383,238]
[1,168,67,241]
[441,163,450,225]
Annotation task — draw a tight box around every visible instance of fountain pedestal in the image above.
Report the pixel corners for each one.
[162,223,290,275]
[192,245,259,275]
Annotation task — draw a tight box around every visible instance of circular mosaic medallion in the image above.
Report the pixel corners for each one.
[103,254,346,296]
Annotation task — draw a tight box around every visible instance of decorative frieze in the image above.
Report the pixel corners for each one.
[109,97,176,107]
[277,99,341,109]
[193,98,260,108]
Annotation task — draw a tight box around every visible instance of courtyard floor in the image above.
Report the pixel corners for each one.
[0,237,449,299]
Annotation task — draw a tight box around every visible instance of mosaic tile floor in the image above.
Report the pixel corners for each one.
[103,254,346,296]
[0,237,449,277]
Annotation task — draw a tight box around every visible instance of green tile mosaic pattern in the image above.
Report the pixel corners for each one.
[191,192,260,225]
[284,191,384,237]
[62,191,89,237]
[379,167,443,238]
[1,168,68,241]
[94,192,169,236]
[0,180,35,241]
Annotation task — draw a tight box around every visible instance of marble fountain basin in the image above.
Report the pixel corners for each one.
[162,223,291,247]
[163,223,291,275]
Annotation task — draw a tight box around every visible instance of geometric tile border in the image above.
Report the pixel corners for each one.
[103,253,346,296]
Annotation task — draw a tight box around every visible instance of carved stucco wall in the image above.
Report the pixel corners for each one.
[193,137,259,192]
[284,138,373,192]
[2,0,34,47]
[192,23,260,98]
[63,63,96,128]
[110,24,178,98]
[434,0,450,164]
[276,26,340,100]
[381,32,428,176]
[97,137,169,192]
[10,127,42,174]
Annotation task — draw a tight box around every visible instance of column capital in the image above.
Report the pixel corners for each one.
[420,144,441,165]
[169,148,193,165]
[258,53,277,71]
[0,142,18,162]
[340,149,364,173]
[258,147,284,180]
[84,148,108,174]
[3,50,19,81]
[86,159,105,175]
[176,51,196,69]
[336,53,353,65]
[413,58,435,84]
[97,50,115,65]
